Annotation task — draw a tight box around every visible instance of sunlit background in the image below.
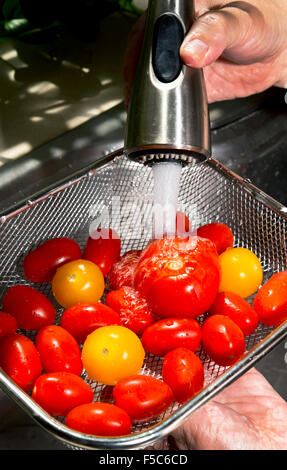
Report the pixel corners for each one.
[0,1,149,165]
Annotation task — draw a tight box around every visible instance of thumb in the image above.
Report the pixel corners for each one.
[180,3,278,68]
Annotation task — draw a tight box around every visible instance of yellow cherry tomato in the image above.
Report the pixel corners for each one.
[52,259,105,309]
[81,325,145,385]
[219,247,263,298]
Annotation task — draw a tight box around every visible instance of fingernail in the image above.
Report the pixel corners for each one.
[182,38,209,63]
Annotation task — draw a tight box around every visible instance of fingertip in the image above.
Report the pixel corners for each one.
[180,38,210,68]
[180,37,225,68]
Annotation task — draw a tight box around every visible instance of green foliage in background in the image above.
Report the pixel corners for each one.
[118,0,143,15]
[0,0,142,42]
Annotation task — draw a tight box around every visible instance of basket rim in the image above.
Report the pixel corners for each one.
[0,320,286,450]
[1,147,287,450]
[1,149,287,223]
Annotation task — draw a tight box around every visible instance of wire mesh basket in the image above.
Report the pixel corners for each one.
[0,149,287,450]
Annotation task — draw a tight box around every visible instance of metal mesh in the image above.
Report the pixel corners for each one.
[0,152,287,448]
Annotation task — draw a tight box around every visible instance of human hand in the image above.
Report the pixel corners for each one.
[124,0,287,103]
[167,368,287,450]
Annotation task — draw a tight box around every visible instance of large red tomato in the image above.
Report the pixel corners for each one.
[253,272,287,326]
[113,374,174,422]
[65,402,132,436]
[23,237,82,283]
[134,236,220,318]
[83,228,121,276]
[60,302,121,343]
[2,285,55,331]
[0,333,42,391]
[162,347,204,404]
[32,372,94,416]
[141,318,201,356]
[35,325,83,375]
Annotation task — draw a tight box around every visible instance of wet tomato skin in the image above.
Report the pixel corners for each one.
[32,372,94,416]
[134,237,220,295]
[253,272,287,327]
[113,375,174,422]
[134,237,220,319]
[35,325,83,375]
[23,237,82,283]
[0,312,18,339]
[60,302,121,343]
[2,285,55,331]
[162,347,204,404]
[141,318,201,356]
[107,250,142,290]
[209,292,259,336]
[65,402,132,436]
[147,262,220,319]
[196,223,234,255]
[202,315,245,367]
[83,228,121,276]
[0,333,42,391]
[106,286,154,335]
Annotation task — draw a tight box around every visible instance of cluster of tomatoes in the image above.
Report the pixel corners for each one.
[0,213,287,438]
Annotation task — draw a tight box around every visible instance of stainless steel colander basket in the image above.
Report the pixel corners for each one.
[0,149,287,450]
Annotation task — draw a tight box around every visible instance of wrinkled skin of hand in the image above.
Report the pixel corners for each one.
[151,368,287,450]
[124,0,287,103]
[173,367,287,450]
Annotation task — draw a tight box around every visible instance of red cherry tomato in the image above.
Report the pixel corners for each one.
[134,237,220,318]
[0,333,42,391]
[60,302,121,343]
[253,272,287,327]
[202,315,245,367]
[65,402,132,436]
[23,237,82,283]
[83,228,121,276]
[113,375,174,422]
[106,287,155,335]
[196,223,234,255]
[0,312,18,339]
[141,318,201,356]
[162,347,204,404]
[176,211,192,236]
[32,372,94,416]
[107,250,142,290]
[209,292,259,336]
[2,285,55,331]
[35,325,83,375]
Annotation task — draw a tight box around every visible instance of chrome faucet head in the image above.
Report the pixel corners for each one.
[124,0,211,165]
